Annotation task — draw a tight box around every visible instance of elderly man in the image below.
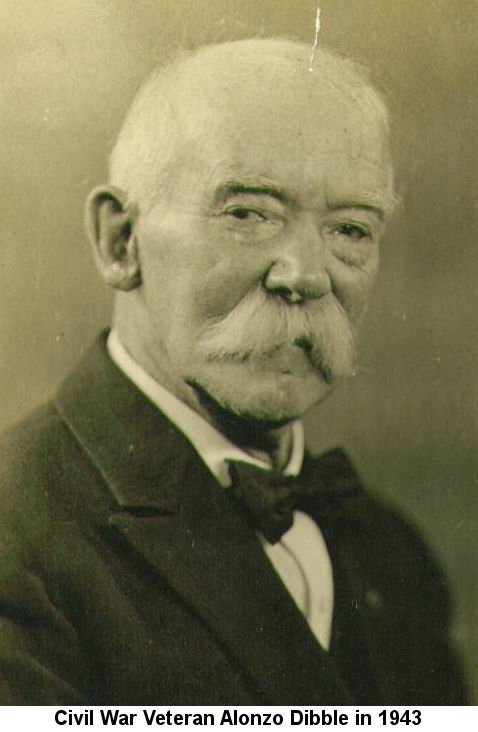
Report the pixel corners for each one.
[0,39,464,705]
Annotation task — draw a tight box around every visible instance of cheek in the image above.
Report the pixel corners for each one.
[187,241,273,321]
[138,220,272,325]
[200,255,262,314]
[330,248,379,322]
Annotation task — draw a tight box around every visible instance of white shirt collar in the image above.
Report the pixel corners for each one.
[107,329,304,487]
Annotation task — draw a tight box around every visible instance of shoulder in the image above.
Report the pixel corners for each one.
[342,489,447,592]
[1,402,77,471]
[314,452,467,705]
[0,404,71,513]
[0,402,92,489]
[306,448,450,614]
[0,400,110,545]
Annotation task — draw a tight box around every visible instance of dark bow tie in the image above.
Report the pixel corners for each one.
[227,450,362,544]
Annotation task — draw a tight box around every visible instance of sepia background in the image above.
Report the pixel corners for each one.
[1,0,477,702]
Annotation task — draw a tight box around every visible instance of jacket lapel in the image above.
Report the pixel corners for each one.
[55,334,353,705]
[109,463,353,705]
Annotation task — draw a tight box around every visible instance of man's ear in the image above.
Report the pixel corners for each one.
[85,185,141,291]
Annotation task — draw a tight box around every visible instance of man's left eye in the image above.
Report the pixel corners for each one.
[335,224,369,241]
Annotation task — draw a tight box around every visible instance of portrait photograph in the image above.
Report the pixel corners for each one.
[0,0,476,706]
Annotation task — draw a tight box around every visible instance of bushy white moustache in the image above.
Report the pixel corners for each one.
[196,287,357,382]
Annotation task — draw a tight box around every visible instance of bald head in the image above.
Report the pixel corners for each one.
[109,38,395,214]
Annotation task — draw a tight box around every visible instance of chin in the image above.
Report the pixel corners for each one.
[189,361,331,423]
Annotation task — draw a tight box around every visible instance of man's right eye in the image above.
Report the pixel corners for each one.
[224,207,268,222]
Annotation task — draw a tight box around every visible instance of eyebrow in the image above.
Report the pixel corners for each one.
[327,202,385,221]
[214,183,291,206]
[214,182,390,220]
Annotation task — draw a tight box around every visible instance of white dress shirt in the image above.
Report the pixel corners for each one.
[107,329,334,650]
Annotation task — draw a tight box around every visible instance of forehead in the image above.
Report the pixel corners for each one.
[154,50,394,212]
[173,99,392,213]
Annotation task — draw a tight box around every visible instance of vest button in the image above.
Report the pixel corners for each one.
[365,588,382,608]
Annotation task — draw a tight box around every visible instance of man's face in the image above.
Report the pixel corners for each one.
[133,80,393,423]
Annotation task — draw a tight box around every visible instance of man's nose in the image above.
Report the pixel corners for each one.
[264,223,332,302]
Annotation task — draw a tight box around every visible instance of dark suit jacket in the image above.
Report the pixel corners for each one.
[0,335,465,705]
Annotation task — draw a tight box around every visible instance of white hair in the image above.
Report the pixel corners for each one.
[109,38,394,213]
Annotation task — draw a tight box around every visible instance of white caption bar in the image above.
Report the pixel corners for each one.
[1,705,475,732]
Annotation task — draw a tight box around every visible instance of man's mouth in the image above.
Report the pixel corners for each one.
[294,335,313,354]
[243,340,332,381]
[295,337,332,383]
[206,335,333,383]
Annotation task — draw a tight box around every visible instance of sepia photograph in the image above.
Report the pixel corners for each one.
[0,0,476,706]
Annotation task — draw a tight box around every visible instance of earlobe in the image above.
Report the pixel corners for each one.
[85,185,141,291]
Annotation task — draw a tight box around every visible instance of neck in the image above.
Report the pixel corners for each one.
[188,381,294,471]
[113,307,295,471]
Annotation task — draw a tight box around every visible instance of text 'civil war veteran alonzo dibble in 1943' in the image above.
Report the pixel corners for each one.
[0,38,466,705]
